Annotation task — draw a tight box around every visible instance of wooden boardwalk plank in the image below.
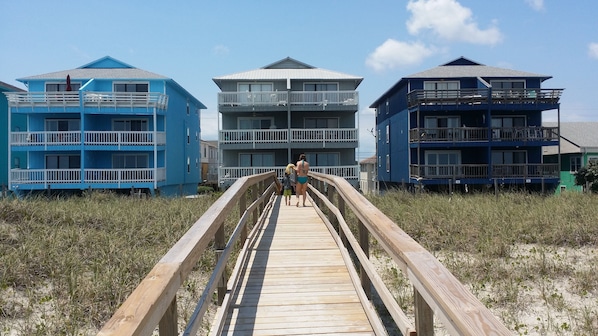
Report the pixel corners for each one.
[213,197,378,335]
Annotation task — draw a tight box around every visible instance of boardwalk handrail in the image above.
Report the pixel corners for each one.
[97,172,280,335]
[308,171,511,336]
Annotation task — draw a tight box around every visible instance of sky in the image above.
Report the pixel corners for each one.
[2,0,598,161]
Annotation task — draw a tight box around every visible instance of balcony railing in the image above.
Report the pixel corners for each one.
[11,131,165,146]
[407,88,563,108]
[10,168,166,186]
[220,128,358,145]
[410,126,559,143]
[217,91,358,108]
[410,163,559,179]
[5,91,168,109]
[219,165,359,184]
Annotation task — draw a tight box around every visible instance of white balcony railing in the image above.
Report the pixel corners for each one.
[219,128,358,145]
[217,91,358,107]
[219,165,359,184]
[4,91,168,109]
[10,168,166,186]
[11,131,165,146]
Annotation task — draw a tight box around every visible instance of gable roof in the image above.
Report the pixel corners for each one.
[370,56,553,107]
[17,56,168,82]
[0,80,25,92]
[543,122,598,155]
[213,57,363,89]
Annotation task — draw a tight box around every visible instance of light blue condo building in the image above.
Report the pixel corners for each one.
[3,56,206,197]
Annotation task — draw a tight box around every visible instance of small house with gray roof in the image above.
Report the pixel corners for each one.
[3,56,206,197]
[213,57,363,187]
[370,57,563,192]
[543,122,598,193]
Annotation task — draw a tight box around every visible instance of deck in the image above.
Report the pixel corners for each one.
[211,198,379,335]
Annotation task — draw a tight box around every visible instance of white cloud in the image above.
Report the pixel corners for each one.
[588,42,598,60]
[212,45,229,57]
[406,0,502,46]
[524,0,544,11]
[366,39,434,72]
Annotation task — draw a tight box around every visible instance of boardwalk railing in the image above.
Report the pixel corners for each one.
[308,171,511,336]
[97,172,280,335]
[97,171,510,335]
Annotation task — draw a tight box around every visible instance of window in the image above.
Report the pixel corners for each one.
[386,154,390,172]
[239,117,273,129]
[385,100,389,115]
[491,116,526,139]
[239,153,274,167]
[491,80,525,89]
[46,83,81,92]
[423,81,460,98]
[570,157,582,172]
[187,128,190,144]
[304,83,338,91]
[305,118,338,128]
[187,157,190,173]
[46,119,80,131]
[239,83,273,92]
[113,119,148,131]
[385,125,389,144]
[492,150,527,164]
[305,153,339,166]
[14,157,20,169]
[114,83,149,92]
[424,116,460,139]
[425,151,461,176]
[186,102,190,115]
[113,154,148,169]
[46,155,81,169]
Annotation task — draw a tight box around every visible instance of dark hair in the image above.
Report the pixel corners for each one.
[299,154,306,160]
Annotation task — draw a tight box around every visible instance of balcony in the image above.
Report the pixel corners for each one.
[11,131,166,147]
[5,91,168,110]
[409,163,559,179]
[407,88,563,108]
[217,90,358,111]
[10,168,166,187]
[218,165,359,185]
[409,126,559,143]
[219,128,358,147]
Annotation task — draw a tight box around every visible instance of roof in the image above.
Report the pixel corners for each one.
[213,57,363,89]
[18,56,168,81]
[359,155,377,165]
[0,80,25,92]
[16,56,206,109]
[370,56,553,107]
[543,122,598,155]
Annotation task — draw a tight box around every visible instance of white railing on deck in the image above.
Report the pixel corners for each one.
[220,129,288,144]
[219,128,358,144]
[85,131,166,146]
[11,131,165,146]
[83,92,168,109]
[4,91,168,109]
[10,168,165,185]
[5,92,80,106]
[291,128,358,143]
[219,165,359,184]
[217,91,358,107]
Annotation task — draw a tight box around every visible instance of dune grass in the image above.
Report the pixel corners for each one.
[1,190,597,335]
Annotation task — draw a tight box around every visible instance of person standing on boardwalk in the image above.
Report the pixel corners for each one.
[282,171,293,205]
[295,153,310,207]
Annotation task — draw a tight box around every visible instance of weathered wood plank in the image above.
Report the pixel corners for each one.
[214,197,378,335]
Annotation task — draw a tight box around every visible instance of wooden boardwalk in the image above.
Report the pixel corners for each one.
[212,196,379,336]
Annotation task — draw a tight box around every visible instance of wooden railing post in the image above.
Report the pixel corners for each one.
[239,189,248,243]
[414,288,434,336]
[251,184,258,227]
[215,223,226,305]
[358,221,371,299]
[337,196,348,247]
[158,297,177,336]
[327,185,337,231]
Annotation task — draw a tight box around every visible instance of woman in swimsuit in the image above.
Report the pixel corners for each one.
[295,153,310,207]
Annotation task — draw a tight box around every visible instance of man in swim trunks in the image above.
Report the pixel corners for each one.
[295,153,310,207]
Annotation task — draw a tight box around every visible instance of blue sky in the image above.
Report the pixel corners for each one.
[2,0,597,160]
